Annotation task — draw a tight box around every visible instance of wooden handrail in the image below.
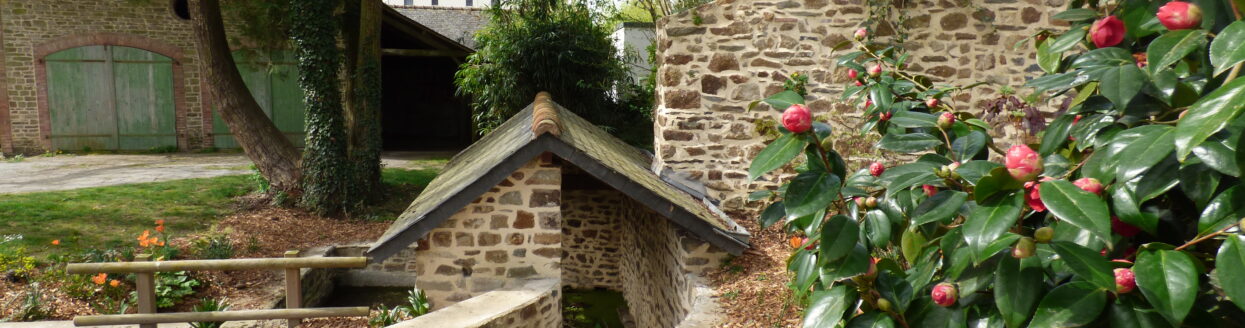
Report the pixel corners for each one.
[66,256,367,274]
[73,307,369,326]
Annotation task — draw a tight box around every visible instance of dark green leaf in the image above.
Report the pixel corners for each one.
[1192,136,1240,177]
[974,167,1024,201]
[1135,250,1199,325]
[962,191,1024,263]
[749,133,809,180]
[1038,41,1062,73]
[1210,21,1245,76]
[1179,163,1220,209]
[1030,282,1109,327]
[748,190,774,201]
[1050,28,1089,53]
[912,191,968,225]
[1052,8,1098,21]
[1039,114,1076,156]
[785,171,842,218]
[1114,125,1176,182]
[1216,236,1245,312]
[820,215,859,263]
[1109,297,1173,328]
[820,244,869,282]
[1072,47,1135,69]
[1040,180,1113,243]
[1132,154,1180,202]
[877,272,914,313]
[980,233,1022,264]
[1146,29,1208,73]
[956,160,1002,186]
[790,249,818,293]
[845,311,897,328]
[996,256,1044,328]
[890,110,937,128]
[1100,65,1146,110]
[803,285,857,328]
[884,171,940,197]
[763,90,805,110]
[870,83,895,113]
[951,131,987,162]
[1198,184,1245,235]
[879,133,942,153]
[864,210,892,248]
[760,201,785,229]
[1175,77,1245,160]
[1111,185,1159,235]
[1052,241,1117,292]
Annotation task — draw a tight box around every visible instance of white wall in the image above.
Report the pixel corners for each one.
[612,23,655,84]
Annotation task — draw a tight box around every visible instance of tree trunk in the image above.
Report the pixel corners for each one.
[291,0,350,215]
[345,0,385,203]
[188,0,302,194]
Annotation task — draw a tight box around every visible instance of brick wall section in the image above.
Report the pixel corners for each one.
[618,196,729,327]
[560,190,624,290]
[412,158,564,309]
[389,279,561,328]
[652,0,1067,211]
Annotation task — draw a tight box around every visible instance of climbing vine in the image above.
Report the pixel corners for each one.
[290,0,349,215]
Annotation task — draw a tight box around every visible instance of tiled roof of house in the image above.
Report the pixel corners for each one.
[390,5,488,50]
[366,93,751,261]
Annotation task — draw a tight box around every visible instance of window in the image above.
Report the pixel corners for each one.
[431,0,438,5]
[404,0,412,4]
[466,0,473,6]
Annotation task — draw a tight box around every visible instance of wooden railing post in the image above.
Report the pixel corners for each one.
[134,254,157,328]
[285,250,302,328]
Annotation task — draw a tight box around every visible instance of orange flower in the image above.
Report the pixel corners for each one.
[155,225,165,233]
[109,279,120,287]
[91,273,107,285]
[138,230,153,247]
[789,236,804,249]
[51,240,60,245]
[155,219,165,226]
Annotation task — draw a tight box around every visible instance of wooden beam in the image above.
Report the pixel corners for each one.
[73,307,369,326]
[381,48,465,57]
[66,257,367,274]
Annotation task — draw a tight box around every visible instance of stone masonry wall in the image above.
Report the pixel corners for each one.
[412,157,564,309]
[389,279,561,328]
[653,0,1067,211]
[618,196,729,327]
[560,190,624,290]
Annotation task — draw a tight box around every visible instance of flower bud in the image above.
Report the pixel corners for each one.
[864,99,873,108]
[869,162,886,177]
[946,162,961,179]
[1158,1,1202,31]
[1073,177,1104,196]
[865,197,878,209]
[854,28,868,40]
[936,165,951,178]
[820,135,834,152]
[1005,145,1044,182]
[781,104,812,133]
[932,283,958,307]
[880,111,892,121]
[1112,216,1140,237]
[868,63,883,77]
[926,97,940,108]
[848,69,859,80]
[1115,268,1136,294]
[1013,237,1036,259]
[855,196,868,209]
[922,184,937,197]
[937,112,955,130]
[1090,16,1126,48]
[854,80,864,86]
[876,298,893,312]
[1034,227,1054,244]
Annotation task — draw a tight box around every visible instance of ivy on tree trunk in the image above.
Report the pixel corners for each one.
[290,0,349,215]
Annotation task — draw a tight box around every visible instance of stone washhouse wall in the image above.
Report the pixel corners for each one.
[561,190,625,290]
[0,0,268,154]
[652,0,1067,211]
[390,279,562,328]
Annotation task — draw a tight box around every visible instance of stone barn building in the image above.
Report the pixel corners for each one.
[366,92,750,327]
[0,0,479,155]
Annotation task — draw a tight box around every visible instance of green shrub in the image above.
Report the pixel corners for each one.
[142,271,200,309]
[192,233,235,260]
[190,298,231,328]
[401,288,430,318]
[368,305,407,328]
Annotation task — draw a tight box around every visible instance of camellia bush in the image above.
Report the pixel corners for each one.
[751,1,1245,326]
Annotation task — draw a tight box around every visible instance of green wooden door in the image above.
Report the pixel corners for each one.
[212,51,306,148]
[45,46,176,151]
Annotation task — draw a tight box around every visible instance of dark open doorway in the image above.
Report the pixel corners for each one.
[379,7,475,151]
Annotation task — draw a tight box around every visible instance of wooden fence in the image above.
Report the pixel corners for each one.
[65,250,369,328]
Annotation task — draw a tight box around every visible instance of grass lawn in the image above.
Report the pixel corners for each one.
[0,167,441,256]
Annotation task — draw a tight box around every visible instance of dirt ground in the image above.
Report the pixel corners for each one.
[708,214,803,327]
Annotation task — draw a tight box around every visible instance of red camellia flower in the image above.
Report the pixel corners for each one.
[848,69,859,80]
[782,104,812,133]
[1073,177,1104,196]
[1115,268,1136,294]
[932,283,958,307]
[1157,1,1203,30]
[868,63,883,77]
[925,98,940,108]
[922,184,937,197]
[854,80,864,86]
[1090,16,1126,48]
[880,111,892,121]
[864,99,873,108]
[869,162,886,177]
[1024,180,1047,212]
[1112,216,1141,237]
[1005,145,1044,182]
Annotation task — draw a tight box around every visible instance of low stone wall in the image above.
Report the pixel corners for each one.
[387,279,561,328]
[560,190,623,290]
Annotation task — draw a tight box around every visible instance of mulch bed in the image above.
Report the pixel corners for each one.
[707,213,803,327]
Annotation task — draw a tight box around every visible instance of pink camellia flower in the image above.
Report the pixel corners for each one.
[869,162,886,177]
[1112,216,1141,237]
[1090,16,1126,48]
[864,99,873,108]
[1024,180,1047,212]
[1005,145,1044,182]
[932,283,958,307]
[1115,268,1136,294]
[1157,1,1203,30]
[781,104,812,133]
[854,28,868,40]
[1073,177,1104,196]
[848,69,859,80]
[937,112,955,129]
[868,63,883,77]
[880,112,892,121]
[926,98,940,108]
[922,184,937,197]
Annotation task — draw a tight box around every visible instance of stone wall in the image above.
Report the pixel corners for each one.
[388,279,561,328]
[618,196,729,327]
[411,157,563,309]
[652,0,1066,211]
[560,190,624,290]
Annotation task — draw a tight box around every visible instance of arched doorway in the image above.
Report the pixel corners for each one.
[45,45,177,151]
[211,50,307,148]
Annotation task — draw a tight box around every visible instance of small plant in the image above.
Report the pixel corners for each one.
[6,282,54,321]
[248,164,271,193]
[149,271,201,309]
[368,305,408,328]
[401,288,430,318]
[245,235,261,253]
[4,154,25,163]
[192,231,235,260]
[189,298,231,328]
[146,145,179,154]
[0,247,37,281]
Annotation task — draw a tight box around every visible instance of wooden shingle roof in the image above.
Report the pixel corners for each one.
[366,93,751,261]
